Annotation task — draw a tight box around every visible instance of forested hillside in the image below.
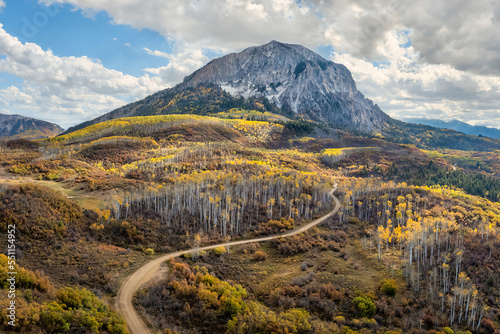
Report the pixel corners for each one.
[0,110,499,333]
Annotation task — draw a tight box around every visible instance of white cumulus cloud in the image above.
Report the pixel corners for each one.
[0,24,168,127]
[143,44,209,86]
[41,0,324,50]
[331,30,500,125]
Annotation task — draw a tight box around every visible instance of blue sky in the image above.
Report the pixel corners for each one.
[0,0,499,129]
[1,0,172,76]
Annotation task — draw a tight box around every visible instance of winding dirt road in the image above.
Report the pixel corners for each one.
[116,185,341,334]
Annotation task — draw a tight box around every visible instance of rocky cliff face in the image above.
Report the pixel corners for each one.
[66,41,391,134]
[0,113,64,139]
[179,41,389,131]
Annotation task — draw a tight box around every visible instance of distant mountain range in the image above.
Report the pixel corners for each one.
[0,113,64,139]
[64,40,391,134]
[404,118,500,139]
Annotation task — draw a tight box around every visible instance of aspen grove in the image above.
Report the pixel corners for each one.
[337,178,498,331]
[110,167,332,237]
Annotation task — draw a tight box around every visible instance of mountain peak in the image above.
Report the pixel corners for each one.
[178,41,389,131]
[266,40,283,46]
[260,40,302,51]
[244,40,328,63]
[0,113,64,139]
[66,41,391,133]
